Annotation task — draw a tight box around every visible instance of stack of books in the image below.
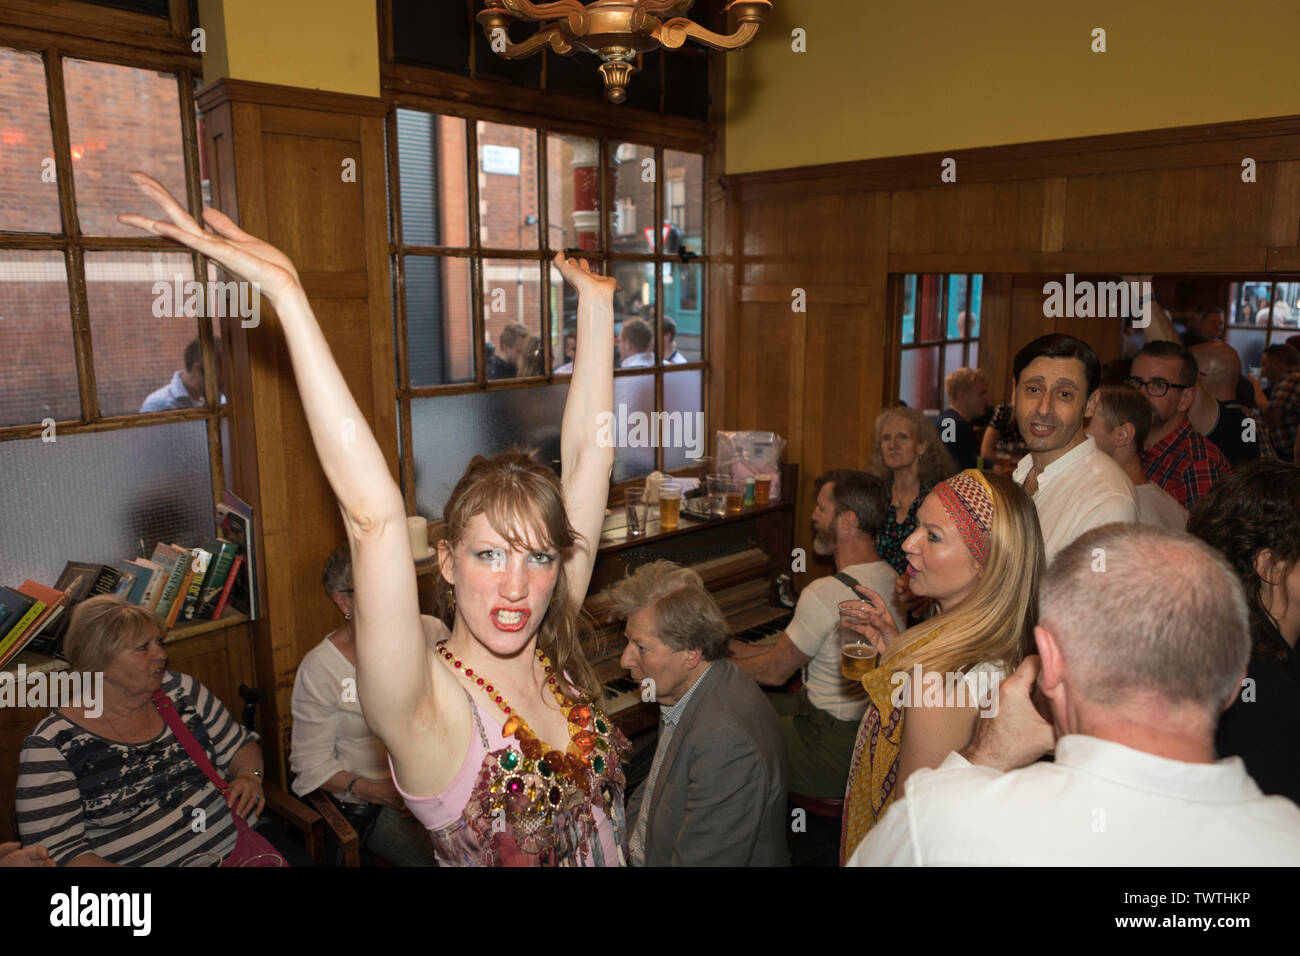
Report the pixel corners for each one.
[0,492,259,670]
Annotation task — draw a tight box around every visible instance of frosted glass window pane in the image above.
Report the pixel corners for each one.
[662,369,704,472]
[0,251,80,426]
[64,58,186,236]
[0,421,214,586]
[410,384,568,518]
[0,47,61,233]
[612,373,655,482]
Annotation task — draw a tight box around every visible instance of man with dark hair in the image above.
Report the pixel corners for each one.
[140,338,209,413]
[618,317,655,368]
[611,561,788,866]
[937,367,988,469]
[662,316,688,365]
[1128,338,1230,506]
[1139,299,1258,466]
[1086,385,1187,530]
[1257,343,1299,404]
[730,470,907,800]
[849,524,1300,866]
[486,323,530,379]
[1011,334,1137,560]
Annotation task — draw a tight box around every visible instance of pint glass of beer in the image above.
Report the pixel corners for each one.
[839,600,878,681]
[658,479,682,530]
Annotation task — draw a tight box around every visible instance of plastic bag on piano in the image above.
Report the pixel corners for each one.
[715,430,785,501]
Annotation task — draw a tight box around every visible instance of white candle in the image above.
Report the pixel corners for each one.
[407,516,430,560]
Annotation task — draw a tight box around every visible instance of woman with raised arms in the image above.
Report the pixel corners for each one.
[121,173,626,866]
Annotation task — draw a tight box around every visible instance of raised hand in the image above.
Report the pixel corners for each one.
[552,251,617,298]
[116,171,302,304]
[838,585,900,657]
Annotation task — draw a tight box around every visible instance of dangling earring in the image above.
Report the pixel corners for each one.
[345,612,353,620]
[447,588,456,614]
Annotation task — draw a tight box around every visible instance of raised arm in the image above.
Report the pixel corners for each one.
[553,253,617,605]
[119,174,434,764]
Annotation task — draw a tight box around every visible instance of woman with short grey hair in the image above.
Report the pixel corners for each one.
[290,545,440,866]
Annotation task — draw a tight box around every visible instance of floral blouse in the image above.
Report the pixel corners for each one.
[878,484,928,575]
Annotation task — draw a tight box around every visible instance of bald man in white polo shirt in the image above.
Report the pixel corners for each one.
[849,524,1300,866]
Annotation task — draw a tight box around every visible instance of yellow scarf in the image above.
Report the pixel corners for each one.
[840,623,947,864]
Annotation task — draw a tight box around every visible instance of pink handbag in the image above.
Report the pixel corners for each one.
[152,689,288,867]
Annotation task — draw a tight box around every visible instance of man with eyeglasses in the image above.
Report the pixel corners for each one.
[1128,341,1230,509]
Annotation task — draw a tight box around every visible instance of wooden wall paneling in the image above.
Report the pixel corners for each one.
[976,274,1014,402]
[361,113,401,481]
[197,80,395,786]
[1266,160,1300,247]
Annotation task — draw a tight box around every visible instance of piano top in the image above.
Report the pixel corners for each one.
[594,493,793,554]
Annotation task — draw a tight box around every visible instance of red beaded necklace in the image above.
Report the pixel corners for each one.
[436,640,605,781]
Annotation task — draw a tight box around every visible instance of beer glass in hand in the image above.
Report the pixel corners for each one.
[838,584,899,681]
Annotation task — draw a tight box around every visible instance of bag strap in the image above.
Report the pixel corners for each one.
[833,570,863,595]
[151,687,229,794]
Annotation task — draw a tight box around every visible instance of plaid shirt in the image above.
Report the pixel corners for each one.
[1141,417,1230,510]
[1263,370,1300,462]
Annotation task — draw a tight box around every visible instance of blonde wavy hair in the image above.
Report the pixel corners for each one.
[884,470,1043,679]
[435,450,602,703]
[866,406,957,491]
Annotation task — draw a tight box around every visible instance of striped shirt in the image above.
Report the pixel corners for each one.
[16,671,256,866]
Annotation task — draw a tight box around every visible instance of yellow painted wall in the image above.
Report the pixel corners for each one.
[197,0,379,97]
[726,0,1300,174]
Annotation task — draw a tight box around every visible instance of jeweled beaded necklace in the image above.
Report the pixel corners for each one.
[435,640,613,783]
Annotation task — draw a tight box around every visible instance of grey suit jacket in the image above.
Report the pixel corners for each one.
[628,660,789,866]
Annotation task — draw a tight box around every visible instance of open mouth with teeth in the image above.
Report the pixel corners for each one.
[492,608,530,632]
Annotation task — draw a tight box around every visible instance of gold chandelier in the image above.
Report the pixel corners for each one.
[476,0,772,104]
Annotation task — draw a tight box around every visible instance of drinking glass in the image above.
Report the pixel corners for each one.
[625,487,648,537]
[706,475,730,516]
[658,479,682,530]
[838,597,878,682]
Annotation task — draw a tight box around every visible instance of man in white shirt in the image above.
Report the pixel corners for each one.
[1011,333,1138,559]
[618,317,655,368]
[1086,384,1188,530]
[663,316,689,364]
[849,523,1300,866]
[731,470,907,799]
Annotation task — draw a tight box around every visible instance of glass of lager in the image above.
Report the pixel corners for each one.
[839,599,878,682]
[658,479,682,530]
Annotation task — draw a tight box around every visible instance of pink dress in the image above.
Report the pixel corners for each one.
[392,687,629,866]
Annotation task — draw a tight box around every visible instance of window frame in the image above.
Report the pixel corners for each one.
[384,93,714,511]
[0,20,227,509]
[895,272,983,411]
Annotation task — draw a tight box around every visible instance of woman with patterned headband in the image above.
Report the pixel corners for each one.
[835,469,1045,863]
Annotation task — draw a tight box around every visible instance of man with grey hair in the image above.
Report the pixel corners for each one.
[849,523,1300,865]
[611,561,788,866]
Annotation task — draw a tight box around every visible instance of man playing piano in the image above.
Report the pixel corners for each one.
[609,562,789,866]
[730,471,908,800]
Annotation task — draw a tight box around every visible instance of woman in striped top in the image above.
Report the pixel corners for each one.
[16,595,265,866]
